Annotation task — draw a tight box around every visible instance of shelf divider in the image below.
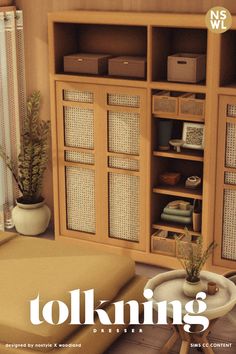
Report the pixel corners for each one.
[152,222,201,236]
[153,185,202,199]
[153,149,204,162]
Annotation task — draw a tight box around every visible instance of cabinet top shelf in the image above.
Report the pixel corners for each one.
[48,10,236,30]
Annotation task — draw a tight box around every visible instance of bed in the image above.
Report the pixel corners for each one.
[0,232,146,354]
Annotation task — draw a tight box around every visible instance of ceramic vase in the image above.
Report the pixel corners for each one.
[183,278,205,298]
[158,119,173,151]
[12,199,51,236]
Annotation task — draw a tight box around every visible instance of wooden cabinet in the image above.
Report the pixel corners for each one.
[55,82,147,251]
[214,96,236,269]
[48,10,236,271]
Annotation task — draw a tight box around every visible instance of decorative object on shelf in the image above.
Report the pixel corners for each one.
[182,122,205,150]
[176,228,217,297]
[63,53,111,75]
[157,119,173,151]
[207,281,219,295]
[108,56,146,79]
[159,172,181,186]
[192,199,202,232]
[151,230,177,256]
[179,93,205,119]
[163,205,193,217]
[169,139,185,153]
[161,200,193,224]
[185,175,202,189]
[152,91,184,116]
[167,53,206,83]
[0,92,51,236]
[168,200,191,210]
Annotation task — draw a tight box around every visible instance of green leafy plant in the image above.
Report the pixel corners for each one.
[176,228,217,283]
[0,91,50,204]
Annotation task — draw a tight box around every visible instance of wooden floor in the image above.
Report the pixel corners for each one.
[105,262,236,354]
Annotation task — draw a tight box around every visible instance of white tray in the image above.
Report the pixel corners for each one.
[145,270,236,320]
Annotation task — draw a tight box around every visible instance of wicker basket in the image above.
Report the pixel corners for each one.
[151,230,176,256]
[176,234,198,258]
[179,93,205,119]
[152,91,184,117]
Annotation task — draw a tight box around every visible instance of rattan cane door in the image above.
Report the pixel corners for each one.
[102,86,147,251]
[214,96,236,269]
[56,82,147,250]
[56,82,99,242]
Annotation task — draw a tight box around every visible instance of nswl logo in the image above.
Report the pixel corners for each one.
[206,7,232,33]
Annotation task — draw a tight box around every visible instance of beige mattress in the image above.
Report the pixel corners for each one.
[0,234,146,354]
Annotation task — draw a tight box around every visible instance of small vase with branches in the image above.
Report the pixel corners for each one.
[176,228,217,297]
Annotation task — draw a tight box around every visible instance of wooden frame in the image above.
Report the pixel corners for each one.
[48,10,236,272]
[55,81,147,251]
[182,122,205,150]
[214,95,236,269]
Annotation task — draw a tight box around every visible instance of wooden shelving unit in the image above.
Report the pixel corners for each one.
[48,10,236,272]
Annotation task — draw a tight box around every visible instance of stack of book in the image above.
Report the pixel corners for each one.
[161,200,193,224]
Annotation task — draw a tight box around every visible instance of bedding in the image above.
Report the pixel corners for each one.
[0,234,146,353]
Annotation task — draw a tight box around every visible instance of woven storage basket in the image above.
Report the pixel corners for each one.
[151,231,176,256]
[109,172,140,242]
[222,189,236,261]
[152,91,184,116]
[179,93,205,119]
[176,235,198,258]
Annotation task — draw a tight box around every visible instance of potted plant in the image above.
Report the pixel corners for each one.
[0,91,51,235]
[176,229,217,297]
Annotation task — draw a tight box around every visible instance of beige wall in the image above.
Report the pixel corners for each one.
[15,0,236,215]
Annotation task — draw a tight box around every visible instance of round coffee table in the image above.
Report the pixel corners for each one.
[145,270,236,354]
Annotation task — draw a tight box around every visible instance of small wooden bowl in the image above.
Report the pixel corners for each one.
[169,139,185,153]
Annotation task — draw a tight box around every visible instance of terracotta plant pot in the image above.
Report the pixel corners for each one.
[183,278,205,298]
[0,1,13,6]
[12,198,51,236]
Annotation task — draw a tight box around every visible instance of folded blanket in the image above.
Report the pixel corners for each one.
[161,213,192,224]
[163,206,193,217]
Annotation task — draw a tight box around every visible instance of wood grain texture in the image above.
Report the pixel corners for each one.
[15,0,236,213]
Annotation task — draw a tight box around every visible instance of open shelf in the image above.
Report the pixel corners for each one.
[153,149,204,162]
[153,114,204,123]
[53,23,147,78]
[152,222,201,237]
[151,27,207,83]
[54,73,148,88]
[150,81,207,93]
[153,184,202,200]
[220,30,236,87]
